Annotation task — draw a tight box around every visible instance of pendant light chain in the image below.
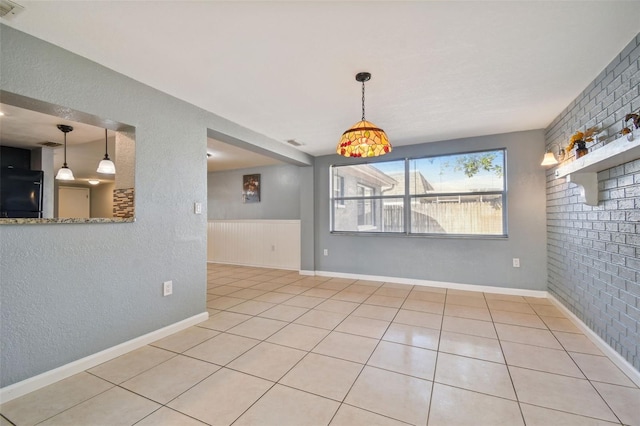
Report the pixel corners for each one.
[361,79,366,121]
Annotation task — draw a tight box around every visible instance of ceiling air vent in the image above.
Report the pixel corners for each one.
[38,141,63,148]
[0,0,24,19]
[286,139,304,147]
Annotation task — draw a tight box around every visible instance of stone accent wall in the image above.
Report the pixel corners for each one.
[113,188,134,218]
[545,33,640,371]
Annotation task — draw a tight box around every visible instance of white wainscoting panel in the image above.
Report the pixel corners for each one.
[208,220,301,270]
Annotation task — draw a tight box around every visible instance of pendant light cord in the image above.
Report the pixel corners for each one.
[104,129,109,159]
[63,132,68,167]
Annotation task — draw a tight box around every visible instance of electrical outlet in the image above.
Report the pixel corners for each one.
[194,202,202,214]
[323,249,328,256]
[512,258,520,268]
[163,280,173,296]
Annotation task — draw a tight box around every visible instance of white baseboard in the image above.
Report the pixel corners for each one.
[313,270,548,298]
[547,295,640,387]
[0,312,209,404]
[298,270,315,276]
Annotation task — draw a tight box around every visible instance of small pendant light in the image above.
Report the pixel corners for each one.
[337,72,392,158]
[97,128,116,174]
[55,124,75,181]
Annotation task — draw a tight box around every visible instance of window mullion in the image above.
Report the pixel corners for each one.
[404,158,410,235]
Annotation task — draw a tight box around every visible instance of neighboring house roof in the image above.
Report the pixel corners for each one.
[383,171,433,196]
[336,164,397,189]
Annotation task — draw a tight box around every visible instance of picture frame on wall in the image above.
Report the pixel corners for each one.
[242,174,260,203]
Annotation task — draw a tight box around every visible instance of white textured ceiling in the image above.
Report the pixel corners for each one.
[3,1,640,158]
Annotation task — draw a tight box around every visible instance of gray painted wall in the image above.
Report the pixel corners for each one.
[207,165,301,220]
[0,26,307,387]
[299,165,316,271]
[314,130,548,290]
[545,33,640,371]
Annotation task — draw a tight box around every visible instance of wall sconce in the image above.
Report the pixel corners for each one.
[541,143,565,166]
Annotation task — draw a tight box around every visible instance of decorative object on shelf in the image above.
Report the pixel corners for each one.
[337,72,392,158]
[622,112,639,141]
[566,127,599,159]
[575,141,588,159]
[55,124,75,181]
[96,128,116,174]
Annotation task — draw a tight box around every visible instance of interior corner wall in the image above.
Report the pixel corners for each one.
[207,164,301,220]
[299,164,315,271]
[314,130,548,290]
[0,25,213,387]
[90,181,114,218]
[544,33,640,372]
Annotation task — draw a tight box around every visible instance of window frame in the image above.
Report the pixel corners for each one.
[333,175,345,207]
[330,148,508,238]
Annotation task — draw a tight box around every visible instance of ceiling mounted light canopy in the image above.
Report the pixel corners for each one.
[337,72,392,158]
[97,128,116,174]
[55,124,74,181]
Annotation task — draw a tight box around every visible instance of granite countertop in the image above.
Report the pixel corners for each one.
[0,217,135,225]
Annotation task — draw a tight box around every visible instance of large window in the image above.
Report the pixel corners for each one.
[330,149,506,236]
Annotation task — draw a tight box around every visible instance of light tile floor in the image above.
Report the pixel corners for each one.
[2,264,640,425]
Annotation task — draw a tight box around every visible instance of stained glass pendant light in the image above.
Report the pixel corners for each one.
[337,72,392,158]
[55,124,75,181]
[97,128,116,174]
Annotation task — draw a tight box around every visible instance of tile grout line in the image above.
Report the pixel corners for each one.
[206,271,367,425]
[325,282,416,425]
[225,275,371,426]
[483,291,527,426]
[425,287,447,426]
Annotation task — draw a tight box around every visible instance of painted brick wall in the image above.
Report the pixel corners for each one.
[545,33,640,371]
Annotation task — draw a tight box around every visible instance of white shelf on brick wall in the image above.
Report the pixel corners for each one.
[555,133,640,206]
